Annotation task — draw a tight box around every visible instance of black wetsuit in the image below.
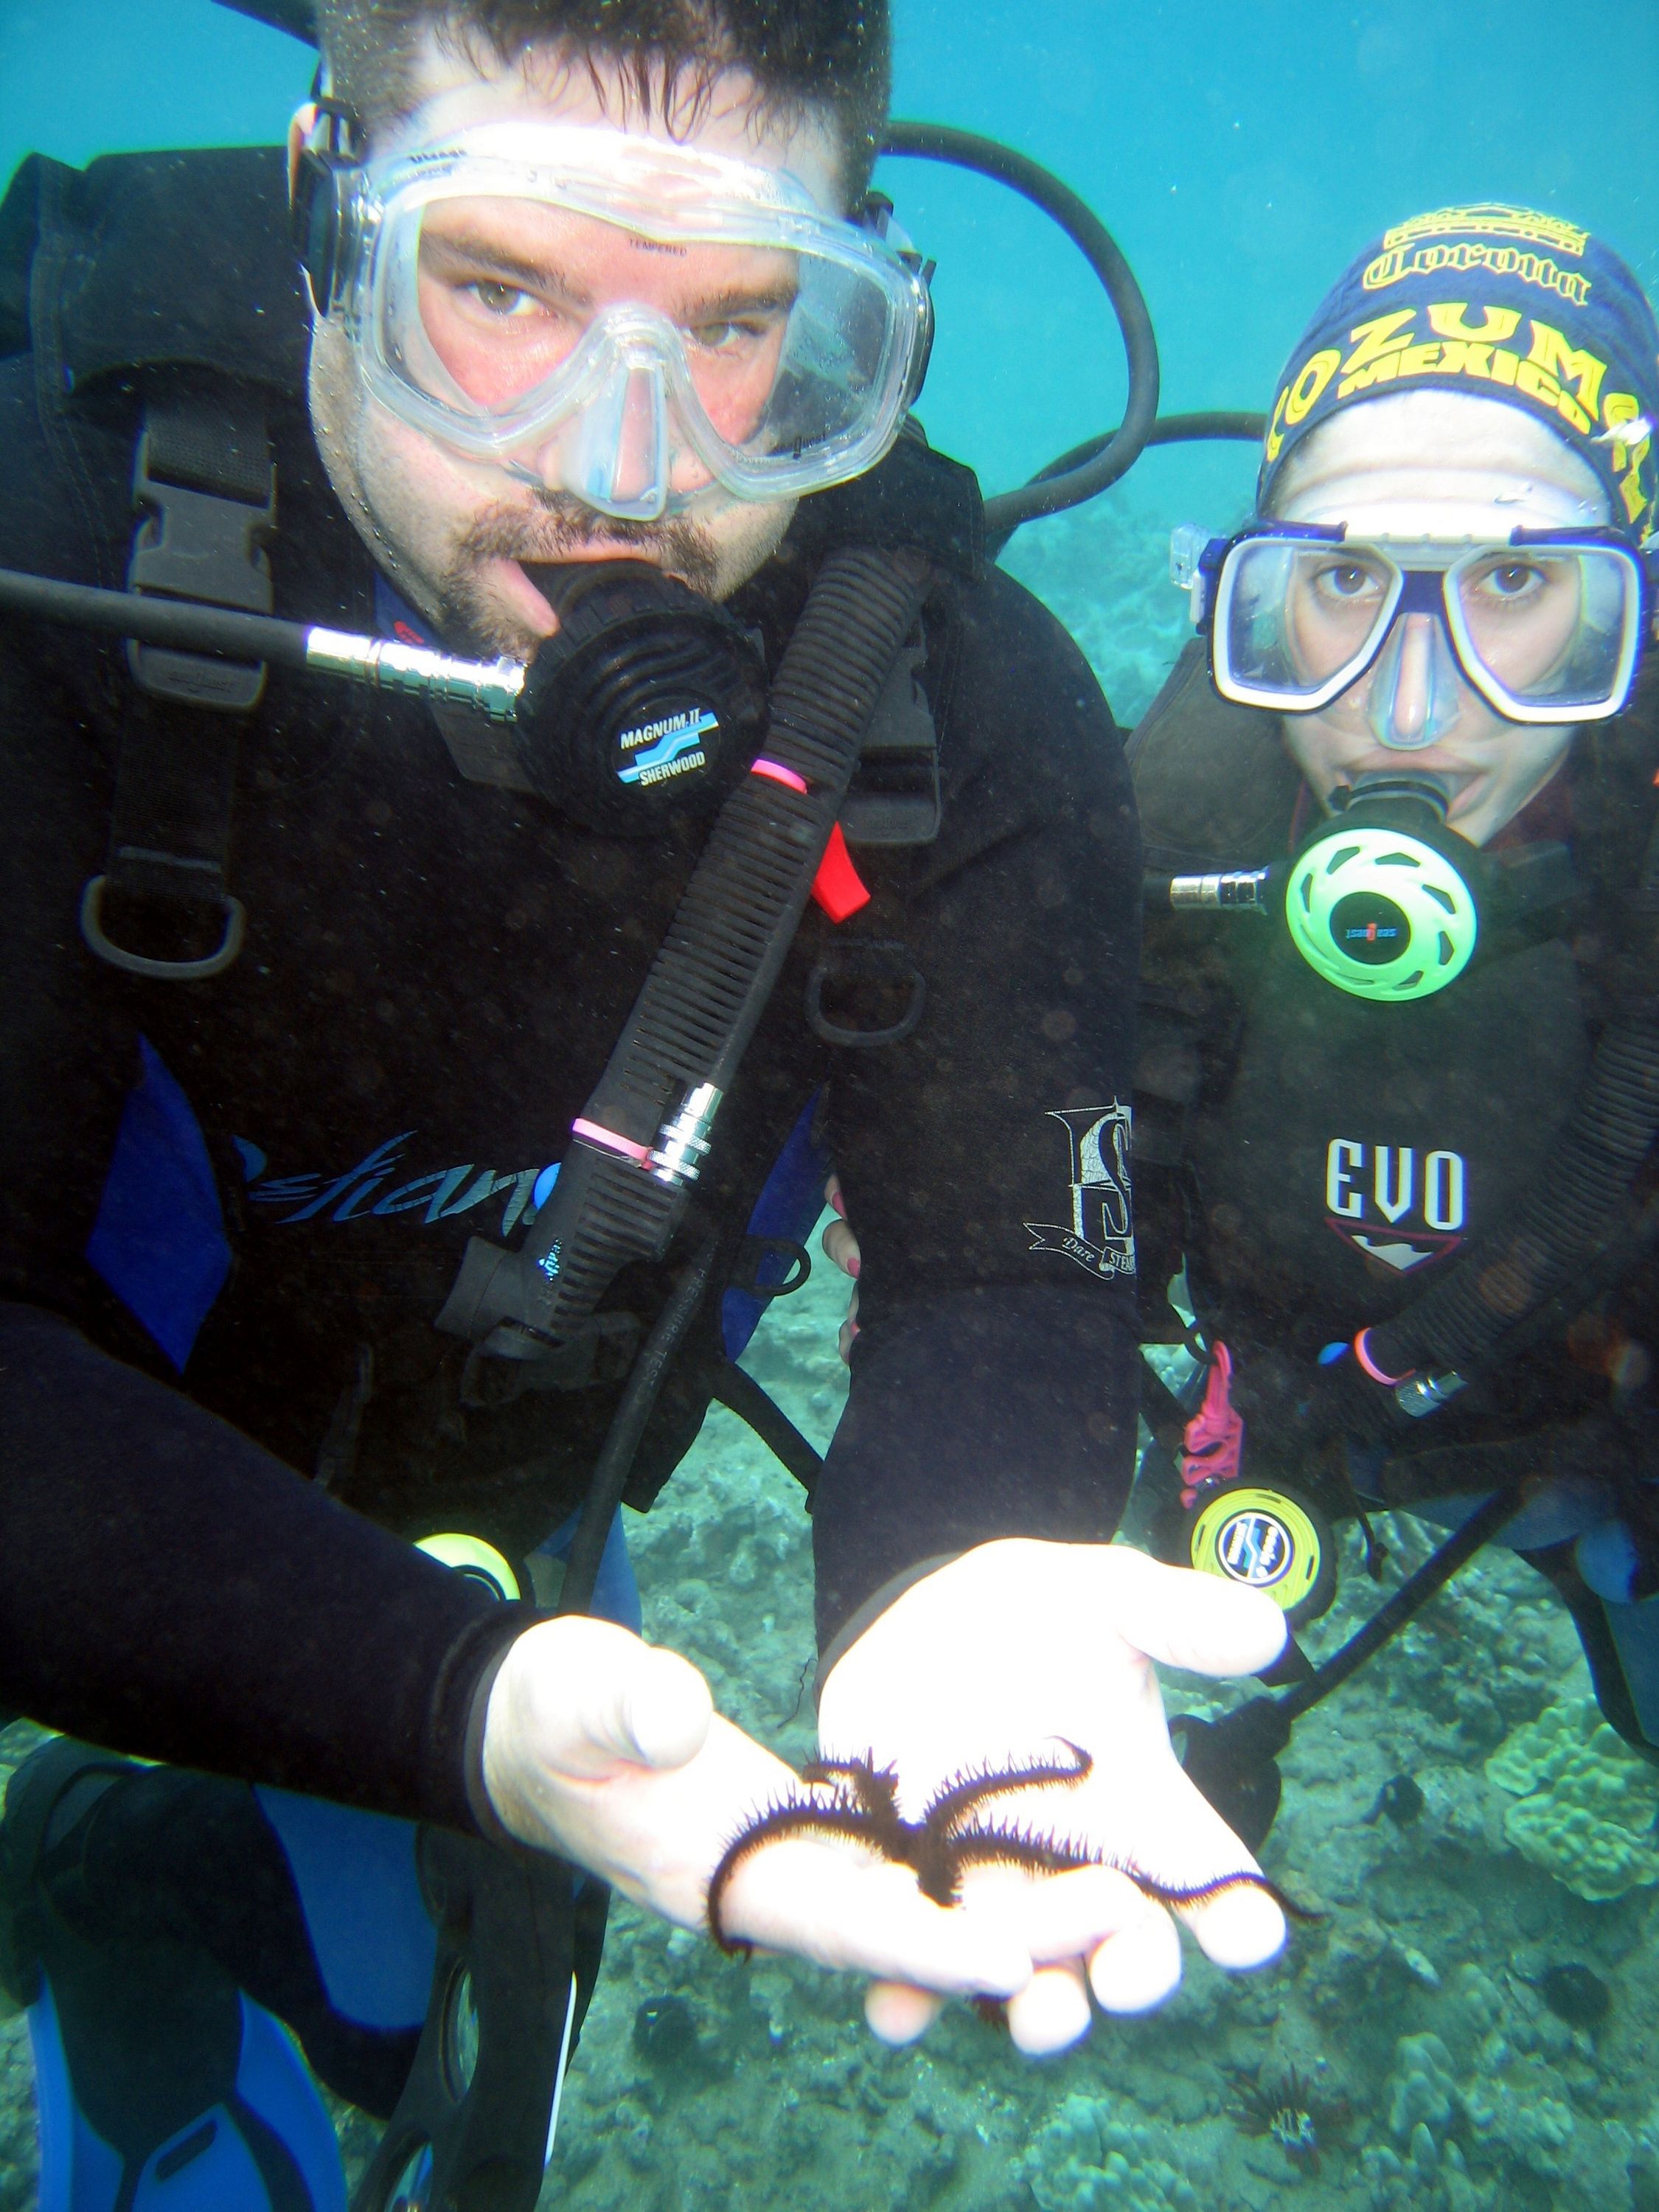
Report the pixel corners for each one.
[1129,641,1659,1743]
[0,147,1142,1832]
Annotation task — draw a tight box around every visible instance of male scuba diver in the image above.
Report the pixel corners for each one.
[1126,205,1659,1820]
[0,1,1291,2203]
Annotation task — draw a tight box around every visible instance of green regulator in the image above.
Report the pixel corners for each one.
[1154,773,1482,1003]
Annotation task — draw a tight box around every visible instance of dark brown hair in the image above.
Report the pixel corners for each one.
[318,0,891,200]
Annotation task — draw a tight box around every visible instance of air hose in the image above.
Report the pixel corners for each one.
[1354,810,1659,1416]
[880,122,1161,535]
[436,545,935,1358]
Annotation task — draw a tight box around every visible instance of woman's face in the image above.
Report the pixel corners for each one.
[1269,392,1610,847]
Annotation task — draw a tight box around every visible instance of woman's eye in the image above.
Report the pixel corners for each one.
[1314,563,1379,602]
[1478,561,1545,601]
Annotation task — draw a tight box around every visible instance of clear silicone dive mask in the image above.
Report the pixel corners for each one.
[1175,522,1649,726]
[331,122,933,521]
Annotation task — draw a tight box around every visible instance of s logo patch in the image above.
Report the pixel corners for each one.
[1024,1104,1135,1281]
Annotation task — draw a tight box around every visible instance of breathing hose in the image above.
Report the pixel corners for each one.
[1357,811,1659,1410]
[557,1234,719,1616]
[435,544,936,1355]
[880,122,1161,535]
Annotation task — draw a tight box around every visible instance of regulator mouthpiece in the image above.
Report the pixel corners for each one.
[1284,773,1479,1002]
[512,563,768,835]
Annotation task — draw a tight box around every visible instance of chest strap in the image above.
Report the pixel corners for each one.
[80,374,274,981]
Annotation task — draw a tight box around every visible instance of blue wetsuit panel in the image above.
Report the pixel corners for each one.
[85,1038,232,1373]
[538,1505,642,1635]
[253,1794,434,2032]
[721,1092,830,1362]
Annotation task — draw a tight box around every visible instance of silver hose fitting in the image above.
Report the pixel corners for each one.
[304,629,525,723]
[650,1082,723,1187]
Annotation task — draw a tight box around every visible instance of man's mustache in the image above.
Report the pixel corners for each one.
[458,496,707,570]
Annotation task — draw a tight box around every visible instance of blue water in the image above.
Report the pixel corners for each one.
[6,0,1655,526]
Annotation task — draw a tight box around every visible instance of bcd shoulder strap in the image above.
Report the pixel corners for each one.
[80,371,275,982]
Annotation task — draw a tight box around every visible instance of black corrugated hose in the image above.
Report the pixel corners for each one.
[1359,810,1659,1411]
[495,546,935,1349]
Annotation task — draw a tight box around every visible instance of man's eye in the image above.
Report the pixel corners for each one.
[465,279,540,319]
[687,316,773,352]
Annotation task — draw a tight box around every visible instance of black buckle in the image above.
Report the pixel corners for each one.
[806,939,927,1048]
[840,636,941,846]
[458,1311,641,1408]
[126,412,276,712]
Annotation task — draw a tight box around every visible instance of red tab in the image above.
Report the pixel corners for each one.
[810,821,871,922]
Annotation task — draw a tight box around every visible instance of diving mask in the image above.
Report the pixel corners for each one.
[305,119,933,522]
[1175,521,1649,726]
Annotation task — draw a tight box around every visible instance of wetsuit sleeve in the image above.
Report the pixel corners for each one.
[0,1300,526,1828]
[811,571,1142,1649]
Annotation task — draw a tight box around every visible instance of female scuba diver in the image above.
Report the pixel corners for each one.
[1124,204,1659,1809]
[829,204,1659,1839]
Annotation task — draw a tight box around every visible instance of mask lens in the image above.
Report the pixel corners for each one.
[361,147,926,504]
[1217,538,1398,703]
[1447,545,1638,715]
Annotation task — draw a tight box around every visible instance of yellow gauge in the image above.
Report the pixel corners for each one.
[1187,1486,1335,1625]
[416,1531,525,1604]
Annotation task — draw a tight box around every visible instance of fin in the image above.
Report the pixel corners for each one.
[3,1742,345,2211]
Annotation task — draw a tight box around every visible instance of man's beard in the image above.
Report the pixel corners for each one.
[438,493,722,655]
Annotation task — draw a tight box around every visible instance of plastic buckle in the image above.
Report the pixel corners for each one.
[805,939,927,1048]
[126,428,276,712]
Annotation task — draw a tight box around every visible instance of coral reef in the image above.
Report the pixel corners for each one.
[1486,1698,1659,1902]
[0,1191,1657,2212]
[1016,2094,1208,2211]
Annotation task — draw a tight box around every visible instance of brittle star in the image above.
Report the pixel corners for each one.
[706,1739,1320,1954]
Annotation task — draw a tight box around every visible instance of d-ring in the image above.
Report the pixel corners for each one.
[80,874,246,981]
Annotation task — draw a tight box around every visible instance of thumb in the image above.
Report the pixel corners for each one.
[579,1634,713,1770]
[493,1617,714,1780]
[1101,1548,1287,1677]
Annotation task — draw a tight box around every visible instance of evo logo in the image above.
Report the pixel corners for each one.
[616,708,718,787]
[1324,1136,1467,1273]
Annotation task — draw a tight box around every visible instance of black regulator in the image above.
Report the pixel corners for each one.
[512,562,768,835]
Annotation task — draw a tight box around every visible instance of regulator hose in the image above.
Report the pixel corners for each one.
[1357,810,1659,1413]
[880,122,1161,535]
[436,543,935,1354]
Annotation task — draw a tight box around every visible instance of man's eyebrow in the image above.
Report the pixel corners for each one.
[419,229,593,308]
[676,282,799,321]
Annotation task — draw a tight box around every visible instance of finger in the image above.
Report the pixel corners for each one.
[1005,1961,1093,2055]
[863,1980,944,2045]
[824,1174,846,1217]
[997,1863,1158,1968]
[1102,1548,1287,1677]
[821,1219,861,1276]
[1172,1879,1286,1972]
[1086,1907,1184,2013]
[588,1640,712,1770]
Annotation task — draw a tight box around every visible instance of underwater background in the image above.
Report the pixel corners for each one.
[4,0,1659,2205]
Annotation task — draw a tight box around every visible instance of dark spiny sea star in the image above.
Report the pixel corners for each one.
[705,1739,1321,1954]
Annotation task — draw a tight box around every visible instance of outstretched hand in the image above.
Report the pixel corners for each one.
[479,1615,1032,2001]
[817,1540,1291,2053]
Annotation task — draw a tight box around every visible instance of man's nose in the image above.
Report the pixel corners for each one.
[553,354,672,521]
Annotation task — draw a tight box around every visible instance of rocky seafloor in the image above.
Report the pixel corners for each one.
[2,503,1658,2208]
